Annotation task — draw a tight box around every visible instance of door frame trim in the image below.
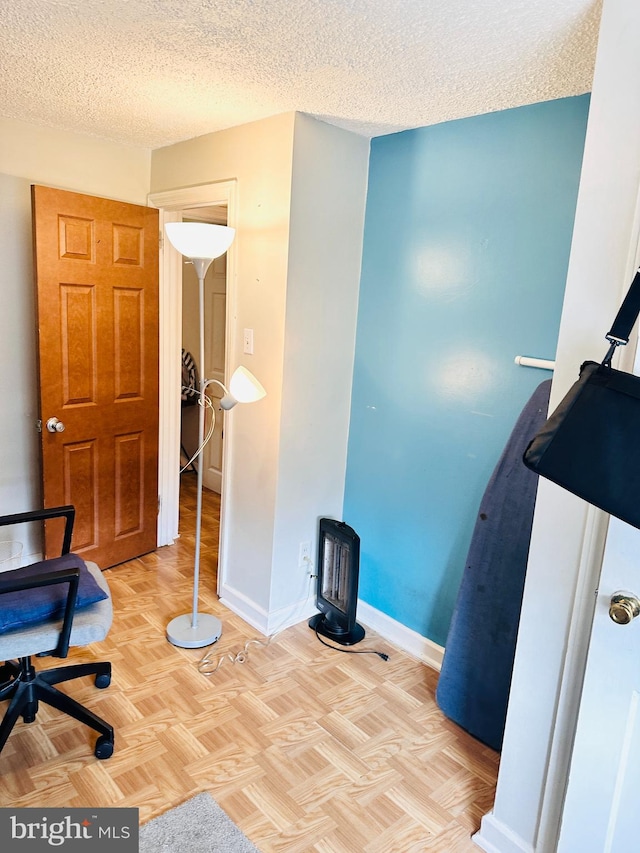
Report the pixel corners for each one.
[148,180,238,594]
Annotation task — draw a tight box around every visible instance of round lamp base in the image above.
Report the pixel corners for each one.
[166,613,222,648]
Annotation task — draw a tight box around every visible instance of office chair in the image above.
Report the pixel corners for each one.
[0,506,114,759]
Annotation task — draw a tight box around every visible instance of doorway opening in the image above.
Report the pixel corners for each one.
[149,180,238,597]
[180,204,228,495]
[178,204,227,591]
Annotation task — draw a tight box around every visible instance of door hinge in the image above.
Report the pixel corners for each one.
[159,230,164,250]
[35,419,42,433]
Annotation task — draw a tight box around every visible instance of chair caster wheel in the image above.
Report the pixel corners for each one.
[95,735,114,759]
[95,673,111,689]
[22,702,37,724]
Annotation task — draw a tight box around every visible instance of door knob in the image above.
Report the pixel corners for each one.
[609,591,640,625]
[46,417,65,433]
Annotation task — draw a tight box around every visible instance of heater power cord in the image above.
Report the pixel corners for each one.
[195,558,389,672]
[198,625,390,673]
[313,627,389,660]
[198,637,269,675]
[197,571,316,676]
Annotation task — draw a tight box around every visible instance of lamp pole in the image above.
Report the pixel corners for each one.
[163,222,264,650]
[166,257,223,649]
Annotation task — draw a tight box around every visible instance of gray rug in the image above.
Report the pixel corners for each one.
[139,792,261,852]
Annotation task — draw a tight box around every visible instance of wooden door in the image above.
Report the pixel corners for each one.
[32,185,159,568]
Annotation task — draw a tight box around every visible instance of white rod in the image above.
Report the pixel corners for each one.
[514,355,556,371]
[192,272,206,628]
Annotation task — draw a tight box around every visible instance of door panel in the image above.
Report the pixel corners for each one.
[61,284,97,404]
[63,440,98,550]
[114,431,144,536]
[608,689,640,850]
[114,288,145,399]
[32,185,159,568]
[203,254,227,493]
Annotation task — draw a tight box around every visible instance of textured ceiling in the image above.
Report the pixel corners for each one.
[0,0,602,149]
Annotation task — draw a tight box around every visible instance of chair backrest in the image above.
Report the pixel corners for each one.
[0,560,112,660]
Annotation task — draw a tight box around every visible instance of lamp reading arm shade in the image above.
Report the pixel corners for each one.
[219,366,267,410]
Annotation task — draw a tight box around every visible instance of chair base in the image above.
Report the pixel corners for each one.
[0,661,20,699]
[0,656,114,759]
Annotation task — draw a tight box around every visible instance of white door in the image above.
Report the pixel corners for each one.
[557,513,640,852]
[202,252,227,494]
[557,347,640,851]
[181,252,226,494]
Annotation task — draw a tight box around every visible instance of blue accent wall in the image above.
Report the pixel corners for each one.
[343,96,590,647]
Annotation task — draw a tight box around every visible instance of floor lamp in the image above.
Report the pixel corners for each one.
[165,221,266,648]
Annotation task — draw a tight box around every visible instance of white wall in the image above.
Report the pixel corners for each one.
[0,120,150,561]
[0,116,151,204]
[150,112,369,630]
[151,113,297,620]
[475,1,640,850]
[269,113,369,617]
[0,173,41,560]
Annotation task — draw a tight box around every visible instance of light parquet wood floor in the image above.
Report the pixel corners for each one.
[0,474,499,852]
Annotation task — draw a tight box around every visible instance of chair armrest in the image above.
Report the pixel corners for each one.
[0,565,80,658]
[0,506,75,555]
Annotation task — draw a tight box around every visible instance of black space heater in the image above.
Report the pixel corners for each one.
[308,518,365,645]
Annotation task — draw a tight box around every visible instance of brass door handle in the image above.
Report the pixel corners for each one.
[609,591,640,625]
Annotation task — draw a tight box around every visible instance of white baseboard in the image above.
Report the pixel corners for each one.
[0,549,41,572]
[356,599,444,671]
[219,587,445,671]
[267,597,318,635]
[472,812,534,853]
[219,583,317,636]
[218,583,271,634]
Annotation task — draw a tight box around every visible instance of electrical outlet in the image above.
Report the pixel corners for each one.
[298,541,311,569]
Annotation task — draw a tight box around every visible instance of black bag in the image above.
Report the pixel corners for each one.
[523,268,640,529]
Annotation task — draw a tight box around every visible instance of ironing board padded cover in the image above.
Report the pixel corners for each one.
[436,379,551,751]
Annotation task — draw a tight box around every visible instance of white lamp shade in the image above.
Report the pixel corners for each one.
[165,222,235,260]
[229,366,267,404]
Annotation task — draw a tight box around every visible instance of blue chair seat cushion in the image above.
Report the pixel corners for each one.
[0,553,108,633]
